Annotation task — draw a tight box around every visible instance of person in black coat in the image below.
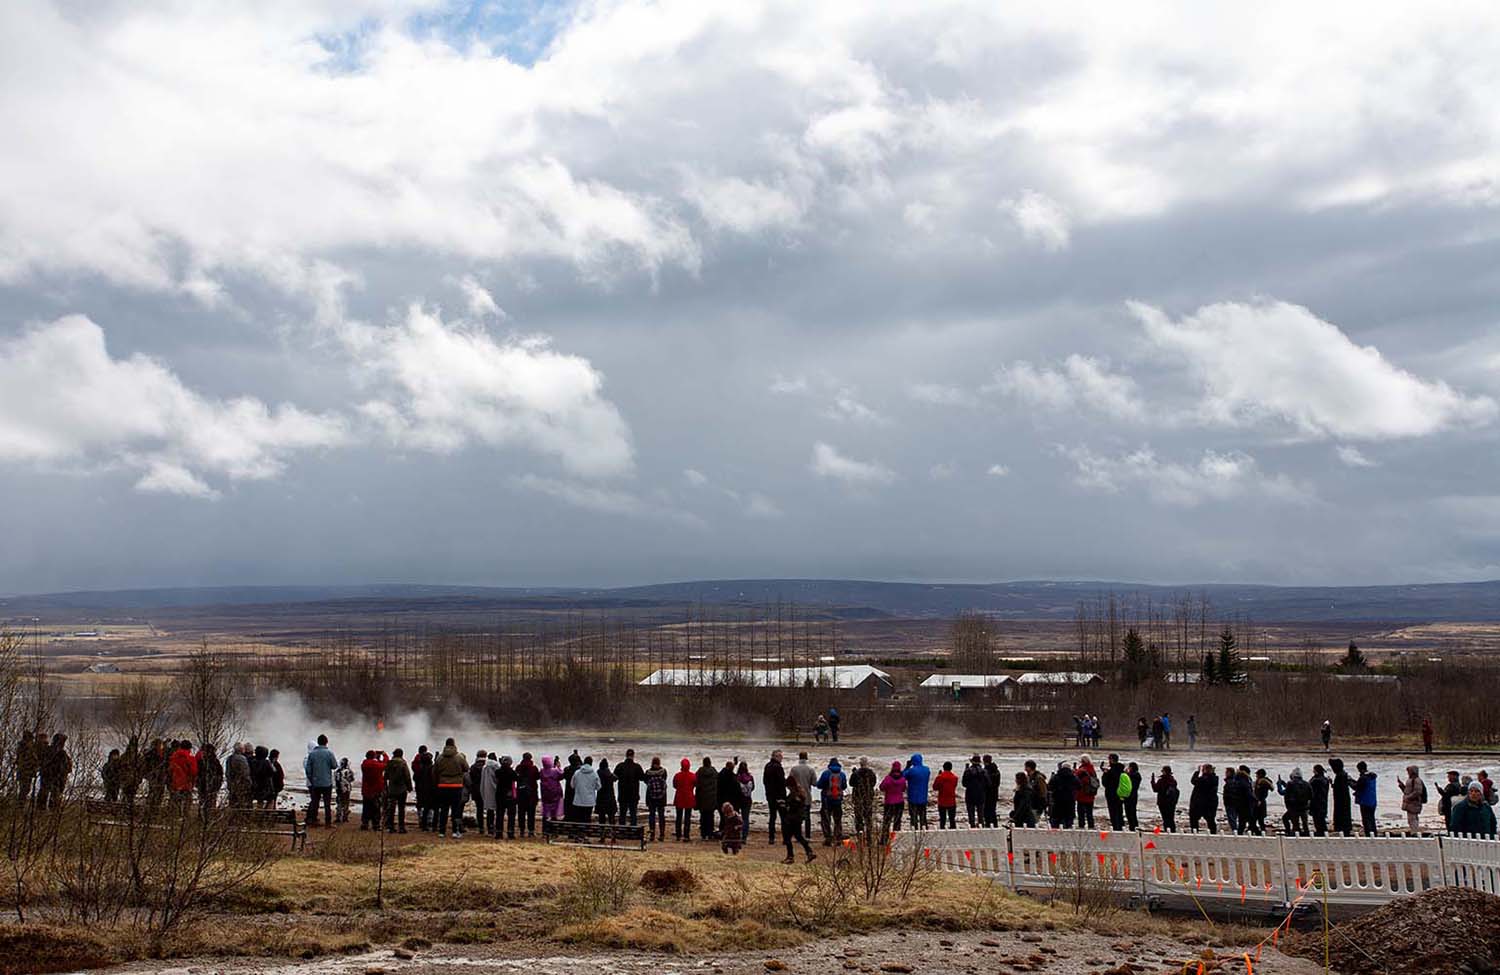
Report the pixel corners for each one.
[762,750,787,843]
[961,756,986,827]
[716,759,739,837]
[1310,764,1330,836]
[982,755,1001,828]
[249,746,274,808]
[595,759,618,824]
[1330,758,1354,836]
[493,755,518,839]
[614,749,644,827]
[1047,763,1078,828]
[1124,762,1142,831]
[1188,764,1219,833]
[1152,766,1179,832]
[1102,755,1125,831]
[1225,768,1256,835]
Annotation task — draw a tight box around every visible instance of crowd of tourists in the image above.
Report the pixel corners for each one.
[13,726,1498,846]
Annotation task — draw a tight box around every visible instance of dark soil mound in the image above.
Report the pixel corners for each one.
[639,866,697,895]
[1284,887,1500,975]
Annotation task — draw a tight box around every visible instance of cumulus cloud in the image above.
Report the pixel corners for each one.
[825,389,887,425]
[1336,445,1378,468]
[349,304,634,478]
[1131,300,1498,440]
[455,275,504,320]
[986,463,1010,477]
[1057,444,1309,507]
[683,467,709,487]
[0,315,348,497]
[1002,190,1070,252]
[809,441,895,486]
[990,355,1145,420]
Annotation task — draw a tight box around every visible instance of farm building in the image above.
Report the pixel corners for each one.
[638,665,894,698]
[1015,672,1103,694]
[917,673,1017,703]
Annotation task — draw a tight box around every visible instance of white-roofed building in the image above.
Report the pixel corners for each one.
[917,673,1017,702]
[638,664,894,698]
[1015,671,1104,693]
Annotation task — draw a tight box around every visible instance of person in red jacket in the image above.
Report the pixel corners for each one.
[671,758,696,842]
[360,750,388,831]
[934,760,960,829]
[168,739,198,802]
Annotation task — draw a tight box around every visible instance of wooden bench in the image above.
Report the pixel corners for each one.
[82,798,306,850]
[542,818,646,850]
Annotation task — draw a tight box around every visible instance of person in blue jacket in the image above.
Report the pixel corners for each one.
[816,758,847,845]
[303,734,338,827]
[1354,761,1379,836]
[903,754,931,830]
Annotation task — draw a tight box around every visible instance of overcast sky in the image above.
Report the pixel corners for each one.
[3,1,1500,593]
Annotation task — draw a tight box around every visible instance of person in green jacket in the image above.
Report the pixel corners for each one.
[1450,782,1498,838]
[432,739,468,838]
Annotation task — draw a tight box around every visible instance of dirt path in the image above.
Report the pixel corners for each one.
[106,928,1325,975]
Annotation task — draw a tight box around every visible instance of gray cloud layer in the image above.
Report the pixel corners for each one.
[2,1,1500,591]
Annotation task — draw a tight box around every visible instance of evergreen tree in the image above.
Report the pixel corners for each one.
[1217,625,1244,685]
[1341,640,1367,670]
[1122,626,1148,685]
[1201,652,1218,686]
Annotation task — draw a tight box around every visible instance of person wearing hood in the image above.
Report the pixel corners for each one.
[817,758,847,844]
[933,760,959,829]
[1399,764,1426,833]
[249,746,274,808]
[1188,764,1218,833]
[479,752,501,835]
[644,755,669,842]
[411,745,434,831]
[1278,768,1312,836]
[596,758,618,824]
[570,757,602,822]
[716,759,738,835]
[1151,766,1179,832]
[763,750,787,844]
[1450,782,1498,838]
[1354,761,1379,836]
[672,758,696,841]
[196,743,223,817]
[469,750,490,835]
[961,756,986,828]
[1329,758,1354,836]
[849,757,876,837]
[433,738,468,838]
[305,734,338,827]
[879,761,906,834]
[1047,762,1078,828]
[783,775,817,863]
[1310,764,1330,836]
[695,757,719,838]
[384,748,412,833]
[360,750,388,831]
[903,754,931,830]
[334,757,355,823]
[169,739,198,802]
[492,755,517,839]
[225,742,251,809]
[788,752,817,838]
[615,749,644,828]
[515,753,540,837]
[538,755,563,822]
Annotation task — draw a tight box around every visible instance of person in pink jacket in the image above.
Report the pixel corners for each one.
[879,760,906,835]
[539,755,565,821]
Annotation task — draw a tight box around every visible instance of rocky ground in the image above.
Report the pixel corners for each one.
[107,927,1325,975]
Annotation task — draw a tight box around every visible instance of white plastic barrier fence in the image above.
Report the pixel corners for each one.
[1280,836,1444,906]
[887,827,1497,908]
[1441,834,1500,895]
[1008,827,1143,893]
[1143,831,1287,905]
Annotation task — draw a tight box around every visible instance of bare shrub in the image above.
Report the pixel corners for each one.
[559,851,637,921]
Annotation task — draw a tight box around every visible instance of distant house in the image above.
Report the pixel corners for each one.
[1015,672,1103,693]
[638,665,894,698]
[917,673,1017,703]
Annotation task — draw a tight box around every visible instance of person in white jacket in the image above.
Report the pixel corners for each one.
[569,757,602,822]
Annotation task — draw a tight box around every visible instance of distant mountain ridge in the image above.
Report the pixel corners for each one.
[4,578,1500,622]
